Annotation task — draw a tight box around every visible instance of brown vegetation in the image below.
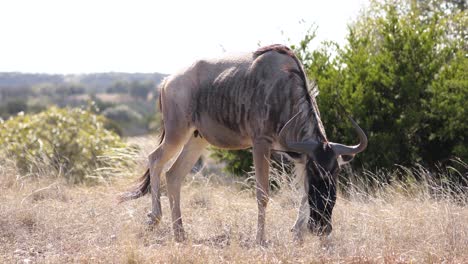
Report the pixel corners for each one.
[0,142,467,263]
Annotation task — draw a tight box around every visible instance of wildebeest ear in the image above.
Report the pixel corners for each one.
[338,154,355,165]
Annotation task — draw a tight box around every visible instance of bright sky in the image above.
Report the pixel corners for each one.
[0,0,368,74]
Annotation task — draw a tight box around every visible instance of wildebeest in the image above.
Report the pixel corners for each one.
[119,44,367,244]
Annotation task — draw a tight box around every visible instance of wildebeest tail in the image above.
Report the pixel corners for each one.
[117,168,151,203]
[118,91,166,203]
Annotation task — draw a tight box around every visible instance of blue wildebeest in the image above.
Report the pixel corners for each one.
[119,44,367,244]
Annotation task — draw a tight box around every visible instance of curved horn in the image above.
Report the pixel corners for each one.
[278,112,320,153]
[330,116,368,156]
[284,140,320,153]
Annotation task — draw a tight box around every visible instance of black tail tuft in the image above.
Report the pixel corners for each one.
[117,168,150,203]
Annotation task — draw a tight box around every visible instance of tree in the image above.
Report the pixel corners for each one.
[102,105,143,123]
[107,81,129,94]
[424,50,468,164]
[212,0,467,178]
[288,1,467,194]
[5,99,28,115]
[129,80,154,99]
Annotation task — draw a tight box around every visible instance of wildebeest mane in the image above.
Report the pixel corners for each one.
[254,44,310,100]
[254,44,327,142]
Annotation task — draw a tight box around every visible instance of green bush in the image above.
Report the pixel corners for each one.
[0,106,130,183]
[213,0,467,180]
[5,99,28,115]
[102,105,143,122]
[210,148,253,176]
[424,51,468,165]
[129,80,154,99]
[0,99,28,119]
[107,81,129,94]
[297,0,467,171]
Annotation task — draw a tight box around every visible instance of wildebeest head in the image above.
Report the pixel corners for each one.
[280,116,367,235]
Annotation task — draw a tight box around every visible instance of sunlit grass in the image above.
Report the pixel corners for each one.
[0,140,466,263]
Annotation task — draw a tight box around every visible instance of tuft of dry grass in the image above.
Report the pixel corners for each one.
[0,148,467,263]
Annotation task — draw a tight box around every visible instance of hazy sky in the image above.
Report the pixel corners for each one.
[0,0,368,74]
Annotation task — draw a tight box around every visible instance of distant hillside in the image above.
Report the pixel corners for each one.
[0,73,64,88]
[0,72,167,92]
[0,72,168,136]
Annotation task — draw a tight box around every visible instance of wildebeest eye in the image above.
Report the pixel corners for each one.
[331,165,340,176]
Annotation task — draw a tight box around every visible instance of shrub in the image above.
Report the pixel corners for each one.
[210,148,253,176]
[0,106,131,183]
[102,105,143,123]
[211,0,467,183]
[129,80,154,99]
[107,81,129,94]
[5,99,28,115]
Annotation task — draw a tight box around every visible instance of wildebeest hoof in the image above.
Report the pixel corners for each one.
[291,231,304,244]
[308,222,332,236]
[255,238,270,247]
[144,220,155,231]
[174,231,186,243]
[145,212,160,230]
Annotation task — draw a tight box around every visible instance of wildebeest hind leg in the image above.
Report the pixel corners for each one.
[147,129,192,227]
[166,135,207,242]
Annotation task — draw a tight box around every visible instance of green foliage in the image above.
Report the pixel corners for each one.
[210,149,253,176]
[129,80,154,99]
[101,104,152,136]
[0,106,129,183]
[102,105,143,122]
[213,0,467,178]
[107,81,129,94]
[33,83,78,97]
[67,83,86,95]
[26,100,48,114]
[304,0,466,170]
[0,86,33,98]
[0,99,28,118]
[424,51,468,163]
[0,72,165,137]
[147,110,163,133]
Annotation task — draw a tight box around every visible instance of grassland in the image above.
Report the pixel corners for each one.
[0,139,467,263]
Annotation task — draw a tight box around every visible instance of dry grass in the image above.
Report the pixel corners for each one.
[1,153,467,263]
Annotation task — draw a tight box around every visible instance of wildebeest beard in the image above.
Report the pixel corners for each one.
[305,145,339,236]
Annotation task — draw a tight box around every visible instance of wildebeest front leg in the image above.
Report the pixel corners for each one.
[166,135,207,242]
[291,163,309,242]
[252,139,271,245]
